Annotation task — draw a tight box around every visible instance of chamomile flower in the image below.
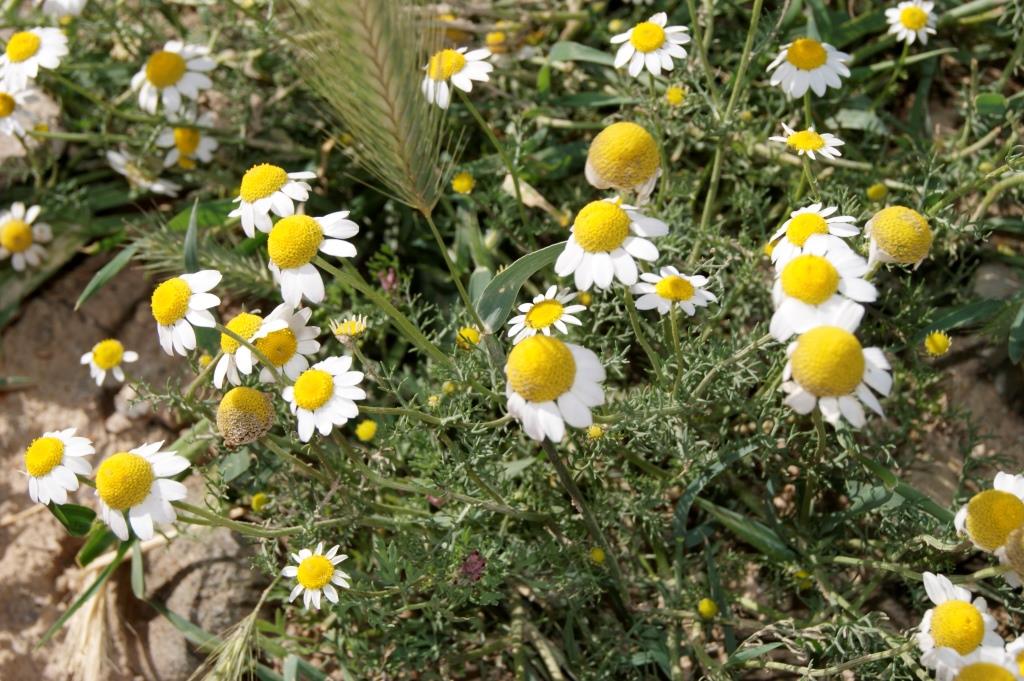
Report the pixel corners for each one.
[769,203,860,267]
[217,386,275,447]
[80,339,139,386]
[0,28,68,92]
[924,330,952,357]
[555,197,667,291]
[766,37,850,98]
[156,112,218,169]
[1001,528,1024,589]
[283,356,366,442]
[331,314,368,345]
[354,419,377,442]
[504,335,606,442]
[917,572,1002,665]
[456,326,481,350]
[214,310,289,388]
[886,1,937,45]
[585,122,661,202]
[0,88,34,137]
[94,441,190,541]
[421,46,493,109]
[131,41,215,115]
[267,212,358,307]
[253,305,321,383]
[228,164,317,237]
[864,205,933,267]
[781,300,891,428]
[0,202,51,271]
[23,428,94,506]
[770,246,876,342]
[282,543,351,610]
[1006,636,1024,675]
[506,285,586,344]
[41,0,88,17]
[610,12,690,78]
[149,269,222,356]
[770,123,844,161]
[953,473,1024,554]
[107,150,181,196]
[631,266,717,317]
[451,171,475,194]
[926,647,1022,681]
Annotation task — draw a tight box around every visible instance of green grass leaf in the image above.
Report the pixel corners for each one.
[167,199,236,232]
[76,523,117,567]
[48,503,96,536]
[694,498,797,562]
[475,242,564,332]
[131,541,145,599]
[548,41,615,66]
[75,243,139,311]
[184,197,200,274]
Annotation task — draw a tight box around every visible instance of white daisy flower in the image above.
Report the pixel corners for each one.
[781,299,891,428]
[0,202,51,271]
[926,647,1022,681]
[917,572,1003,669]
[505,335,606,443]
[0,28,68,92]
[421,46,492,109]
[770,243,876,342]
[106,150,182,197]
[766,37,850,98]
[149,269,222,356]
[130,41,215,115]
[282,542,351,610]
[252,304,321,383]
[283,356,366,442]
[886,1,937,45]
[507,285,586,344]
[585,122,661,204]
[80,338,139,386]
[769,203,860,267]
[41,0,88,17]
[1005,637,1024,678]
[155,111,219,169]
[0,88,35,137]
[23,428,94,506]
[611,12,690,79]
[228,163,317,238]
[554,197,667,291]
[770,123,844,161]
[94,441,190,541]
[631,266,717,317]
[213,310,289,389]
[864,205,933,268]
[268,212,358,307]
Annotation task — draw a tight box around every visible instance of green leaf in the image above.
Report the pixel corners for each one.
[167,198,236,232]
[475,242,564,332]
[550,93,638,108]
[914,300,1003,343]
[131,542,145,599]
[673,445,758,538]
[147,599,219,649]
[220,449,251,482]
[853,452,954,523]
[694,498,797,562]
[548,41,615,66]
[725,643,784,667]
[468,267,492,306]
[74,242,139,311]
[1008,302,1024,363]
[826,108,888,134]
[184,197,200,274]
[48,503,96,536]
[976,93,1008,117]
[0,375,33,392]
[76,523,117,567]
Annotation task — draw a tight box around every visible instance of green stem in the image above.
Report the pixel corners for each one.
[722,0,764,120]
[684,0,722,115]
[359,404,444,425]
[669,307,684,395]
[420,210,486,331]
[803,91,813,128]
[970,172,1024,222]
[263,437,331,485]
[692,333,772,400]
[873,41,910,110]
[183,350,222,399]
[802,157,821,199]
[621,287,661,372]
[688,144,724,266]
[798,411,827,527]
[214,323,287,388]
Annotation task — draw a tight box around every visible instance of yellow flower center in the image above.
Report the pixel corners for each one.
[6,32,41,63]
[332,316,367,341]
[930,600,985,655]
[239,163,288,203]
[456,326,481,349]
[0,92,15,118]
[866,182,889,201]
[24,437,64,478]
[296,554,334,590]
[91,339,125,370]
[451,171,475,194]
[150,277,193,326]
[964,489,1024,552]
[900,6,929,30]
[787,129,825,152]
[587,121,660,190]
[573,200,631,253]
[665,86,685,106]
[956,663,1014,681]
[255,328,297,367]
[0,219,33,253]
[354,419,377,442]
[173,127,201,157]
[293,369,334,411]
[1018,651,1024,678]
[220,312,263,354]
[785,38,827,70]
[629,22,666,53]
[786,213,829,246]
[217,386,274,447]
[428,49,466,81]
[525,300,564,329]
[790,326,864,396]
[655,275,695,302]
[268,215,323,269]
[95,452,155,511]
[506,335,576,403]
[780,254,840,305]
[924,331,951,357]
[145,50,187,88]
[870,206,933,264]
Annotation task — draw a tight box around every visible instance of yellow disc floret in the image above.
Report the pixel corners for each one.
[217,386,274,447]
[587,122,659,190]
[900,6,928,30]
[924,331,951,357]
[293,369,334,411]
[573,200,631,253]
[220,312,263,354]
[456,326,481,350]
[790,326,864,396]
[697,598,719,620]
[655,275,695,302]
[589,546,606,564]
[428,49,467,81]
[297,554,334,590]
[665,86,685,106]
[354,419,377,442]
[866,182,889,201]
[630,22,666,52]
[332,315,368,343]
[145,50,187,88]
[955,663,1014,681]
[964,489,1024,552]
[451,171,475,194]
[95,452,155,511]
[255,328,297,367]
[786,38,827,70]
[24,437,64,478]
[91,339,125,370]
[150,277,192,326]
[506,335,575,403]
[239,163,288,203]
[0,219,33,253]
[929,600,985,655]
[0,93,15,118]
[780,255,840,305]
[6,32,41,63]
[787,129,825,153]
[174,127,201,157]
[268,215,323,269]
[870,206,933,264]
[786,213,829,246]
[525,300,564,329]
